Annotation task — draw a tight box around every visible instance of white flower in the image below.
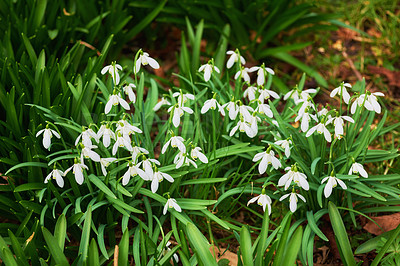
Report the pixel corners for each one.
[112,133,133,155]
[283,89,300,102]
[36,127,61,150]
[249,65,275,86]
[229,119,255,137]
[105,94,130,114]
[247,115,260,138]
[75,128,98,147]
[100,157,117,176]
[350,94,366,114]
[327,115,354,137]
[123,83,136,103]
[222,101,239,120]
[278,166,309,190]
[81,144,101,162]
[279,192,306,213]
[295,111,318,132]
[160,242,179,263]
[45,168,65,188]
[134,51,160,74]
[140,158,160,180]
[201,98,225,116]
[366,92,384,114]
[163,198,181,215]
[116,119,142,138]
[298,89,317,104]
[151,170,174,193]
[162,136,186,154]
[243,86,257,101]
[97,124,115,148]
[153,97,171,111]
[198,63,220,81]
[255,102,273,118]
[297,100,316,118]
[174,152,197,169]
[330,83,351,104]
[247,193,272,214]
[101,64,123,85]
[234,67,251,83]
[274,139,292,158]
[348,162,368,178]
[172,92,195,106]
[321,175,347,198]
[306,122,332,142]
[122,162,148,185]
[258,89,280,103]
[238,105,254,122]
[190,147,208,163]
[131,146,149,162]
[168,105,193,128]
[64,160,88,185]
[252,149,282,174]
[226,50,245,69]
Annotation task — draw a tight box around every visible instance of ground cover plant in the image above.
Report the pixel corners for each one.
[0,0,399,265]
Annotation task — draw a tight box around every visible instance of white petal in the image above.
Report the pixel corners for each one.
[147,57,160,69]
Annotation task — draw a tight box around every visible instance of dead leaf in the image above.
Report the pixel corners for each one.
[363,213,400,235]
[368,65,400,87]
[209,246,238,266]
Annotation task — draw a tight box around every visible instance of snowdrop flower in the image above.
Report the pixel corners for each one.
[75,128,99,147]
[160,242,179,263]
[330,82,351,104]
[123,83,136,103]
[348,162,368,178]
[295,111,318,133]
[226,50,245,69]
[247,115,260,138]
[151,170,174,193]
[153,97,171,111]
[366,91,384,114]
[243,86,257,101]
[258,89,280,103]
[306,121,332,142]
[36,126,60,150]
[255,102,273,118]
[201,97,225,116]
[327,115,354,137]
[134,51,160,74]
[238,104,254,122]
[81,144,101,162]
[112,132,133,155]
[229,119,254,137]
[252,147,282,174]
[100,157,116,176]
[247,189,272,214]
[105,93,130,114]
[97,124,115,148]
[163,197,181,215]
[168,105,194,128]
[122,162,148,185]
[116,119,142,137]
[278,166,309,190]
[297,99,316,118]
[198,61,220,82]
[298,89,317,104]
[321,175,347,198]
[45,168,65,188]
[131,146,149,162]
[234,67,251,83]
[101,63,122,85]
[317,107,332,121]
[222,100,239,120]
[283,88,300,102]
[279,192,306,213]
[173,92,195,106]
[64,158,88,185]
[162,135,186,154]
[274,139,292,158]
[140,158,160,180]
[190,147,208,163]
[174,152,197,169]
[249,64,275,86]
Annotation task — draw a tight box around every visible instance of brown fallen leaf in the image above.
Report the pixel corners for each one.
[209,246,238,266]
[363,213,400,235]
[368,65,400,87]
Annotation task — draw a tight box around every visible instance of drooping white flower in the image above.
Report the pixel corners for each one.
[279,192,306,212]
[348,162,368,178]
[168,105,193,128]
[327,115,354,137]
[306,121,332,142]
[201,98,225,116]
[247,115,260,138]
[116,119,142,139]
[81,144,101,162]
[123,83,137,103]
[226,50,245,69]
[97,124,115,148]
[274,139,292,158]
[163,198,181,215]
[139,158,160,180]
[258,89,280,103]
[234,67,251,83]
[198,62,220,82]
[295,111,318,133]
[134,51,160,74]
[247,193,272,214]
[229,119,255,137]
[162,135,186,154]
[122,162,148,185]
[252,148,282,174]
[75,128,99,147]
[330,83,351,104]
[249,64,275,86]
[243,86,257,101]
[112,132,133,155]
[297,89,317,104]
[131,146,149,162]
[64,159,88,185]
[255,102,273,118]
[190,147,208,163]
[222,101,239,120]
[101,63,123,85]
[366,92,384,114]
[278,166,309,190]
[350,94,366,114]
[36,127,61,150]
[238,105,254,122]
[44,168,65,188]
[172,92,195,106]
[174,152,197,169]
[105,94,130,114]
[100,157,117,176]
[321,175,347,198]
[151,170,174,193]
[153,97,171,111]
[160,242,179,263]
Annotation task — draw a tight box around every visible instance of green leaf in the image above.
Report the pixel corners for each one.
[88,239,100,266]
[306,211,328,241]
[88,174,116,199]
[5,162,48,175]
[14,183,46,192]
[240,226,253,266]
[371,223,400,266]
[282,226,303,265]
[118,229,129,266]
[54,214,67,251]
[186,223,217,266]
[79,206,92,264]
[41,227,69,266]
